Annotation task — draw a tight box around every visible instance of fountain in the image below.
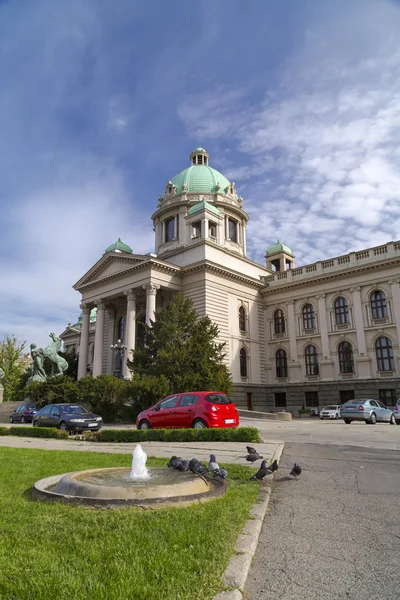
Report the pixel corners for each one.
[32,444,227,509]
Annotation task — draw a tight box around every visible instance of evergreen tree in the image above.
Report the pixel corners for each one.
[128,294,231,394]
[0,335,27,402]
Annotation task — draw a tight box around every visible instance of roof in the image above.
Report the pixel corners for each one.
[170,165,231,195]
[266,240,294,257]
[188,199,220,216]
[105,238,133,254]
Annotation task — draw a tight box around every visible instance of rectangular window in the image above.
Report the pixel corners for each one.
[165,217,175,242]
[339,390,355,403]
[305,391,319,407]
[275,392,286,408]
[228,218,238,243]
[378,389,396,407]
[209,221,217,238]
[192,221,201,237]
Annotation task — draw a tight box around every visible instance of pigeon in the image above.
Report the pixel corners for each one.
[208,454,228,479]
[176,459,190,472]
[290,463,302,478]
[267,459,278,474]
[246,446,258,455]
[167,456,182,468]
[189,458,209,477]
[250,460,269,481]
[243,453,263,463]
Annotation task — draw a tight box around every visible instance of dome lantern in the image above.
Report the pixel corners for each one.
[189,146,209,166]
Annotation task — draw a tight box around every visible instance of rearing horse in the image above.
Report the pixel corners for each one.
[43,333,68,377]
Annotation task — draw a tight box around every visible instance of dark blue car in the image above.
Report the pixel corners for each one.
[9,403,39,424]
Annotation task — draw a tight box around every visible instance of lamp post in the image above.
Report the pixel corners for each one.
[110,339,127,379]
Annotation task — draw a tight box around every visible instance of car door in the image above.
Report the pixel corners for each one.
[150,396,179,428]
[176,394,198,428]
[36,405,51,426]
[14,405,23,422]
[48,405,61,428]
[369,400,380,421]
[376,400,391,422]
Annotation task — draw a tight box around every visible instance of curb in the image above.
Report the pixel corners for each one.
[212,444,284,600]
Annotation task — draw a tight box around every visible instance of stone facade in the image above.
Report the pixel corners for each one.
[61,148,400,415]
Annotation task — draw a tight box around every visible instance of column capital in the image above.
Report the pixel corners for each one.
[143,282,160,296]
[124,289,137,301]
[350,286,361,293]
[389,279,400,286]
[80,303,91,314]
[316,293,326,300]
[286,300,295,306]
[95,300,106,310]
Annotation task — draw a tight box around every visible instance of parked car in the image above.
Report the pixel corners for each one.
[9,402,39,424]
[136,391,239,430]
[33,404,103,433]
[340,399,396,425]
[394,400,400,425]
[320,405,341,419]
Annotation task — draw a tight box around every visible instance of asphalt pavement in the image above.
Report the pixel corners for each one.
[244,442,400,600]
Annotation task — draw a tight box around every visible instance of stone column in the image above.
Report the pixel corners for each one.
[92,301,105,377]
[77,304,91,380]
[143,282,160,326]
[351,286,371,378]
[286,301,301,381]
[106,306,116,375]
[316,294,334,380]
[124,290,136,379]
[389,279,400,365]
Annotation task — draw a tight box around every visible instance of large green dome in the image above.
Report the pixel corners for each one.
[171,165,231,195]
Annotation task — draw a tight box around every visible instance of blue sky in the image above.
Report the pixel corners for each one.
[1,0,399,348]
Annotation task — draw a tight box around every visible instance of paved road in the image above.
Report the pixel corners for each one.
[241,417,400,451]
[245,443,400,600]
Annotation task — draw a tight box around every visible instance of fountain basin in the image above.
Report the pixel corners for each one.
[33,467,227,509]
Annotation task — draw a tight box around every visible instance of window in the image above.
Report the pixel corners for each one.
[338,341,354,373]
[275,349,288,378]
[379,389,396,407]
[165,217,175,242]
[240,347,248,378]
[303,304,315,330]
[118,316,125,342]
[239,305,246,333]
[209,221,217,238]
[275,392,286,408]
[180,394,198,407]
[340,390,355,403]
[192,221,201,237]
[197,155,203,165]
[228,218,238,243]
[370,290,387,319]
[305,345,319,375]
[274,309,285,334]
[375,337,394,371]
[159,396,179,410]
[205,393,231,404]
[305,391,319,407]
[50,406,61,417]
[334,297,349,325]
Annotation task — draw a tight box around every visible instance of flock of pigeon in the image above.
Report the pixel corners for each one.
[167,445,302,482]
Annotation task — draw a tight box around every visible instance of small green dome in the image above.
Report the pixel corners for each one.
[77,307,97,324]
[266,240,294,256]
[188,199,220,216]
[105,238,132,254]
[171,165,231,195]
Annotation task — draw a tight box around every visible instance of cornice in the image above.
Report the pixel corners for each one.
[182,260,265,290]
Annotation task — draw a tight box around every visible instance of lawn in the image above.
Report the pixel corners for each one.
[0,448,260,600]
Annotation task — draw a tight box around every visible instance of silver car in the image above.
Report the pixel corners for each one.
[341,399,396,425]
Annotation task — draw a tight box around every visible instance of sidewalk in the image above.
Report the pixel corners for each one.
[0,435,284,465]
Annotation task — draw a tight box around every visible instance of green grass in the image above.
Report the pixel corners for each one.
[0,448,260,600]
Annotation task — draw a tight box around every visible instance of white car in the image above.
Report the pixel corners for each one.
[320,405,341,419]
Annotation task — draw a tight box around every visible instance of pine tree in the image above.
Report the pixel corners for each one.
[128,294,232,394]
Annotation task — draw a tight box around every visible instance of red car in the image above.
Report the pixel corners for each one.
[136,391,239,430]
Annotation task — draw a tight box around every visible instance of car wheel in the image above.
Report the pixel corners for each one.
[59,422,69,432]
[192,419,208,429]
[33,420,39,427]
[320,417,323,420]
[335,414,339,419]
[138,420,151,430]
[390,414,396,425]
[9,416,13,423]
[344,419,352,424]
[369,413,377,425]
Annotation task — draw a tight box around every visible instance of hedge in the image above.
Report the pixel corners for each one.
[0,426,69,440]
[83,426,260,444]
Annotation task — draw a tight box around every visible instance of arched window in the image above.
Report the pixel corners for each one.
[118,316,125,342]
[240,348,248,378]
[305,345,319,376]
[375,337,394,371]
[238,306,246,333]
[276,349,288,378]
[370,290,387,319]
[303,304,315,330]
[274,309,285,334]
[334,297,349,325]
[338,341,354,373]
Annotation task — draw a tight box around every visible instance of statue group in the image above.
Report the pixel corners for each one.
[28,333,68,383]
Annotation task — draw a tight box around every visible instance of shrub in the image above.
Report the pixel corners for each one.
[121,374,171,420]
[0,426,10,436]
[84,426,260,444]
[24,376,78,406]
[5,426,69,439]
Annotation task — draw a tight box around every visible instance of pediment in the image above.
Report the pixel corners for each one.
[74,253,150,289]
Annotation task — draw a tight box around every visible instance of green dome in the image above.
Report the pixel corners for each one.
[170,165,231,195]
[105,238,132,254]
[77,307,97,324]
[266,240,294,256]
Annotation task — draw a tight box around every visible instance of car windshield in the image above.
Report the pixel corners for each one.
[59,405,88,415]
[324,406,337,410]
[205,394,231,405]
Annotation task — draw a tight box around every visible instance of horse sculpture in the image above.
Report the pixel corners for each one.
[43,333,68,377]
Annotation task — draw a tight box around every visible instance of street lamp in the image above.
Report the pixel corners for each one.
[110,339,127,379]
